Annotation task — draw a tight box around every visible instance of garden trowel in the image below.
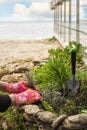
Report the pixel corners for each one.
[67,47,80,97]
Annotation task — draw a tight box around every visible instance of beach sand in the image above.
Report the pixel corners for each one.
[0,39,61,66]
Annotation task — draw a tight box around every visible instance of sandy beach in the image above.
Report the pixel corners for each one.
[0,39,61,66]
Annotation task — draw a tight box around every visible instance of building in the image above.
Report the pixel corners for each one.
[50,0,87,48]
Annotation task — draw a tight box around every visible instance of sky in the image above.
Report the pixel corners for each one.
[0,0,87,21]
[0,0,53,21]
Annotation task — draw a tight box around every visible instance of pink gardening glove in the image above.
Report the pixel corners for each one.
[7,80,28,93]
[14,88,42,105]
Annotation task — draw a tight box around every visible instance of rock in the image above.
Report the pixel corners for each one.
[23,105,57,124]
[1,73,25,82]
[4,62,34,74]
[23,105,40,115]
[2,122,8,130]
[52,115,67,129]
[32,61,40,66]
[22,105,87,130]
[0,68,10,78]
[10,65,30,74]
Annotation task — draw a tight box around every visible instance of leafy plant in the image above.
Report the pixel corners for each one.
[0,106,27,130]
[65,41,87,63]
[32,41,87,114]
[81,110,87,113]
[33,48,71,93]
[48,36,57,42]
[33,41,87,92]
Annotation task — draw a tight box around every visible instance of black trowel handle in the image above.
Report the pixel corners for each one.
[71,49,76,75]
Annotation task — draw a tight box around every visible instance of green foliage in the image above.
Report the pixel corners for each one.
[33,41,87,115]
[33,41,87,91]
[81,110,87,113]
[33,48,71,92]
[41,100,55,113]
[0,41,86,129]
[65,41,87,63]
[47,36,57,42]
[0,107,27,130]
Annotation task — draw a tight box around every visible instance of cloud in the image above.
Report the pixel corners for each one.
[12,2,53,21]
[0,0,18,3]
[0,0,86,21]
[30,0,51,3]
[14,4,27,15]
[0,0,53,21]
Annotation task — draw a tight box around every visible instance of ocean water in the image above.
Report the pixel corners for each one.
[0,21,54,40]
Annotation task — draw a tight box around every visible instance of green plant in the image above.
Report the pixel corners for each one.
[81,110,87,113]
[41,100,54,113]
[65,41,87,63]
[48,36,57,42]
[0,107,27,130]
[32,41,87,115]
[33,48,71,93]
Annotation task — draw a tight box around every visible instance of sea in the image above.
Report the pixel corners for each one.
[0,21,54,40]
